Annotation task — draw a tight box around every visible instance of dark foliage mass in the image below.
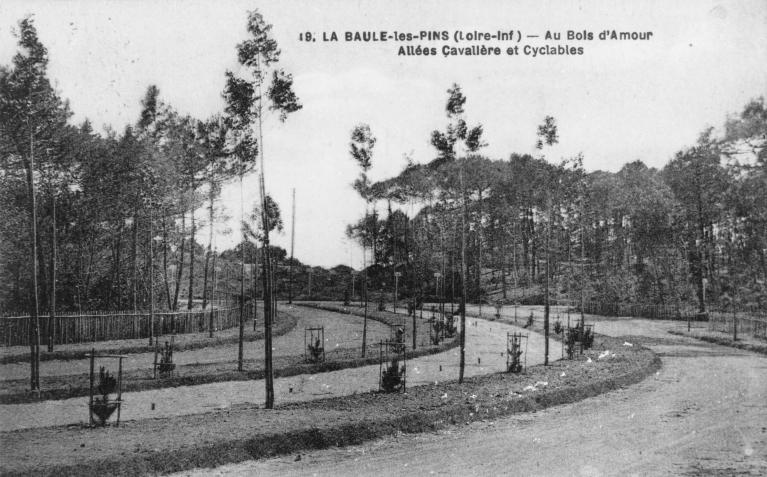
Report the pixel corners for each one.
[1,15,765,324]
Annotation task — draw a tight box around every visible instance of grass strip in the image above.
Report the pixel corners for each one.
[667,330,767,355]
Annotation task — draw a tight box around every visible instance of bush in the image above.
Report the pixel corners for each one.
[565,328,578,359]
[97,366,117,397]
[158,342,175,376]
[553,320,563,335]
[380,358,405,392]
[523,313,534,329]
[581,326,594,350]
[507,338,523,373]
[307,338,324,363]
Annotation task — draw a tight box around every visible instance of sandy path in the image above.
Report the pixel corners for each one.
[0,306,390,382]
[196,320,767,477]
[0,312,546,431]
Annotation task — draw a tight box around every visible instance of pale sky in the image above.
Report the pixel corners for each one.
[1,0,766,268]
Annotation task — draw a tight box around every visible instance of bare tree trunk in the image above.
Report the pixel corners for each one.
[202,187,214,311]
[544,199,551,366]
[48,193,56,352]
[288,188,295,304]
[209,251,218,338]
[360,201,369,357]
[477,189,483,316]
[23,139,40,391]
[459,169,468,384]
[188,199,196,310]
[132,211,138,313]
[162,213,172,310]
[173,212,186,311]
[149,210,155,346]
[238,178,245,371]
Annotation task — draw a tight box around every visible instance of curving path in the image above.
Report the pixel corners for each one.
[0,308,547,431]
[191,318,767,476]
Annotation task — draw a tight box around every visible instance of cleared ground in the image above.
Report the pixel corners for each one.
[177,318,767,477]
[0,307,544,431]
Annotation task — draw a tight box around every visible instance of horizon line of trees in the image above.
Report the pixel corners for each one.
[346,86,767,317]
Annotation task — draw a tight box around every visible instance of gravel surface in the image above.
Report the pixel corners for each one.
[0,310,543,431]
[202,319,766,477]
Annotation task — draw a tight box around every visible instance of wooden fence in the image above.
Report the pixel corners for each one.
[579,301,701,321]
[0,304,253,347]
[708,309,767,341]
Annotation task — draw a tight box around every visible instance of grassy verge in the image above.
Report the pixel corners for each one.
[0,311,299,365]
[0,334,658,476]
[667,329,767,355]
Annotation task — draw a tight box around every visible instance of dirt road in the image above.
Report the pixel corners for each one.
[179,320,767,476]
[0,311,545,431]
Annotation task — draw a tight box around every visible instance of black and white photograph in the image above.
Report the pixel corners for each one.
[0,0,765,475]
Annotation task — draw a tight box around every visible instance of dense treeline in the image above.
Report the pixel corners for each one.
[0,16,301,317]
[348,85,766,314]
[1,16,765,323]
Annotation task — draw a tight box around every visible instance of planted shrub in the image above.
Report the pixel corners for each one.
[158,341,175,376]
[581,326,594,350]
[430,319,443,345]
[92,366,118,425]
[381,358,405,392]
[307,338,324,363]
[96,366,117,397]
[392,328,406,353]
[553,320,563,335]
[507,338,523,373]
[523,313,534,329]
[565,328,578,359]
[445,315,456,337]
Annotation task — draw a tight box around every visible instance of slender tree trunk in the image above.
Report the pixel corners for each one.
[251,243,258,331]
[188,198,196,310]
[288,188,295,304]
[23,139,40,391]
[544,198,551,365]
[459,170,468,384]
[238,178,245,371]
[202,187,214,311]
[173,213,186,311]
[48,193,56,352]
[361,203,369,357]
[210,251,218,338]
[112,223,123,309]
[477,189,483,316]
[162,213,172,310]
[132,211,138,313]
[149,210,155,345]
